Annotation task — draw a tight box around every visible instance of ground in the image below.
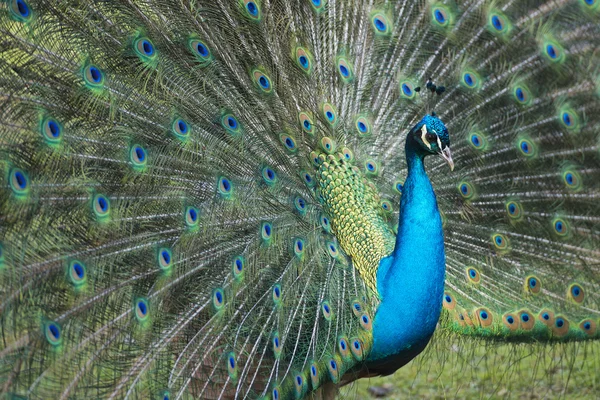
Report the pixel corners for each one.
[350,340,599,399]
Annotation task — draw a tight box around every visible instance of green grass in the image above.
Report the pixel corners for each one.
[349,339,600,399]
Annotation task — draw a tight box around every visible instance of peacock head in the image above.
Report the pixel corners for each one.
[409,113,454,171]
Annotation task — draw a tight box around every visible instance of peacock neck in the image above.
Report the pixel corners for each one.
[367,137,446,367]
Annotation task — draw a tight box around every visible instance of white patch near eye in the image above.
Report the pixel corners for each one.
[421,125,432,149]
[436,136,443,150]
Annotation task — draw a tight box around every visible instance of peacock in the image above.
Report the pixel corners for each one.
[1,0,599,398]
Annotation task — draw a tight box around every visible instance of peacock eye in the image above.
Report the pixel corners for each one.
[426,133,437,142]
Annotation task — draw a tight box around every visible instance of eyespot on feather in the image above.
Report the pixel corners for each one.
[171,118,190,140]
[443,292,456,310]
[505,200,524,221]
[93,194,110,219]
[518,310,535,330]
[579,319,597,336]
[492,233,509,251]
[212,288,225,310]
[135,298,149,321]
[399,81,416,99]
[322,103,338,126]
[44,320,62,346]
[9,168,30,196]
[336,56,354,82]
[320,137,336,154]
[221,114,242,136]
[567,283,584,303]
[359,313,372,330]
[503,313,519,331]
[465,267,481,284]
[538,309,555,327]
[524,275,541,294]
[561,168,582,191]
[337,336,351,359]
[218,176,233,198]
[251,69,272,93]
[355,116,372,136]
[350,337,364,360]
[134,37,157,61]
[299,111,315,134]
[83,64,105,88]
[157,248,172,271]
[185,206,199,228]
[458,181,475,200]
[476,307,493,327]
[371,12,392,35]
[68,260,87,286]
[10,0,33,22]
[42,117,63,144]
[188,38,212,63]
[552,315,569,336]
[241,0,261,20]
[512,84,532,105]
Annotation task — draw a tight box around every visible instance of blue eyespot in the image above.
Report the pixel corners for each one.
[546,44,557,59]
[401,83,412,96]
[326,111,334,121]
[312,0,321,6]
[137,300,148,316]
[97,196,108,212]
[235,258,243,272]
[373,17,386,32]
[357,121,367,133]
[259,76,269,89]
[15,0,30,18]
[89,67,101,83]
[299,55,308,68]
[521,141,529,153]
[247,1,258,15]
[506,316,514,324]
[562,112,571,126]
[495,236,503,245]
[434,9,445,23]
[572,285,581,297]
[362,315,369,324]
[264,223,272,237]
[529,278,537,288]
[556,318,564,328]
[354,340,360,349]
[461,184,468,194]
[471,135,480,146]
[303,120,311,130]
[329,360,337,370]
[178,120,187,133]
[464,73,474,87]
[227,117,237,129]
[469,269,476,278]
[445,295,452,303]
[10,169,28,193]
[340,340,346,350]
[196,42,209,57]
[45,321,61,345]
[188,207,197,221]
[584,322,591,330]
[480,311,488,320]
[339,64,349,77]
[143,40,154,56]
[521,313,530,322]
[565,173,573,185]
[491,15,502,31]
[367,163,374,171]
[542,313,550,320]
[311,365,317,376]
[516,88,524,102]
[134,146,145,162]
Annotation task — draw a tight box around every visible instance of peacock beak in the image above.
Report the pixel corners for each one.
[440,147,454,171]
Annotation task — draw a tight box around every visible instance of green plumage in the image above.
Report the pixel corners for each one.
[0,0,599,399]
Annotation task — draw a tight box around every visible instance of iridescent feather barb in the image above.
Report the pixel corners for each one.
[0,0,599,399]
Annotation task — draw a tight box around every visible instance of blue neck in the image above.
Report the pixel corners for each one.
[368,138,446,362]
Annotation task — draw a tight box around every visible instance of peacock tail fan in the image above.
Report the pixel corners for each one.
[0,0,599,399]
